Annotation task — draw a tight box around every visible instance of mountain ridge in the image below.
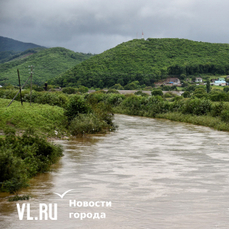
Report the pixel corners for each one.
[0,36,45,52]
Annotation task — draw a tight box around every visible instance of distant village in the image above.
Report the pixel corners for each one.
[155,76,229,87]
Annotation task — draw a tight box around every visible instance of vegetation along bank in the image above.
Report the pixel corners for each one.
[0,90,115,196]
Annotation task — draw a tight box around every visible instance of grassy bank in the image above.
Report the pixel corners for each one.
[0,98,67,137]
[109,92,229,132]
[0,99,66,195]
[0,94,116,196]
[156,112,229,131]
[0,128,63,195]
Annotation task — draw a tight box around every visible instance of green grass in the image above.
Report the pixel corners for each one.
[156,112,229,131]
[211,85,224,90]
[0,98,67,136]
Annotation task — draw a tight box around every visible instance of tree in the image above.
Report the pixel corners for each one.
[151,89,163,96]
[206,80,211,93]
[223,86,229,92]
[182,91,191,98]
[193,88,207,98]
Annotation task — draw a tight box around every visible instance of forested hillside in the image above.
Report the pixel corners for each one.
[50,38,229,88]
[0,47,93,85]
[0,36,46,63]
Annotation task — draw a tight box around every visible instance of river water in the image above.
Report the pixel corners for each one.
[1,114,229,229]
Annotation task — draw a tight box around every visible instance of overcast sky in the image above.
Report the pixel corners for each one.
[1,0,229,54]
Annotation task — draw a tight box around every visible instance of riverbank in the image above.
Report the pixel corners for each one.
[112,94,229,132]
[155,112,229,131]
[0,95,115,196]
[0,98,68,137]
[2,114,229,228]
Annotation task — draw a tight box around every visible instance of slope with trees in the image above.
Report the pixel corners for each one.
[0,47,93,85]
[51,38,229,88]
[0,36,46,63]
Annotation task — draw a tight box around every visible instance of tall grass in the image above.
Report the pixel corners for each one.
[0,128,63,194]
[0,98,67,136]
[156,112,229,131]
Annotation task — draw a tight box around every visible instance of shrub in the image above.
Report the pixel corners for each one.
[0,128,63,193]
[182,91,191,98]
[106,93,125,106]
[64,95,91,122]
[134,91,148,97]
[220,108,229,122]
[151,89,163,96]
[182,98,212,115]
[110,84,124,90]
[209,90,229,101]
[193,88,207,98]
[32,92,69,107]
[77,86,88,93]
[211,102,225,117]
[223,86,229,92]
[164,92,175,98]
[106,89,120,94]
[69,113,108,135]
[62,87,76,94]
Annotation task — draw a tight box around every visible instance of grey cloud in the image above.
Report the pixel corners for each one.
[1,0,229,53]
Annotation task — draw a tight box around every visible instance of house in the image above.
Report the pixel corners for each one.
[211,79,218,82]
[164,78,181,85]
[214,80,226,86]
[195,77,203,83]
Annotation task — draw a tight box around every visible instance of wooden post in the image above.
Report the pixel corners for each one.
[7,74,31,107]
[17,69,23,106]
[30,66,33,106]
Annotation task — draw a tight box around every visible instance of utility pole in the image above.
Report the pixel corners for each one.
[28,65,34,106]
[7,69,33,107]
[17,69,23,106]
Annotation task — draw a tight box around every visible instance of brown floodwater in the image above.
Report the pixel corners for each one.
[1,114,229,229]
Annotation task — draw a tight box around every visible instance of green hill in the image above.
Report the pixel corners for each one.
[0,36,46,63]
[51,38,229,88]
[0,47,93,86]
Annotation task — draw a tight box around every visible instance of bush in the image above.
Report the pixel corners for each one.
[185,85,196,92]
[106,89,120,94]
[164,92,176,98]
[223,86,229,92]
[209,90,229,101]
[77,86,88,93]
[110,84,124,90]
[193,88,207,98]
[151,89,163,96]
[221,109,229,122]
[134,91,148,97]
[0,128,63,193]
[182,98,212,115]
[64,95,91,122]
[62,87,76,94]
[182,91,191,98]
[211,102,225,117]
[69,113,108,135]
[106,93,125,106]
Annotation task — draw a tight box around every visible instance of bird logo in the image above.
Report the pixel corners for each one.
[53,189,74,199]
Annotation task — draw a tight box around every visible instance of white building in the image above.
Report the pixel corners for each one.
[214,80,226,86]
[195,77,203,82]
